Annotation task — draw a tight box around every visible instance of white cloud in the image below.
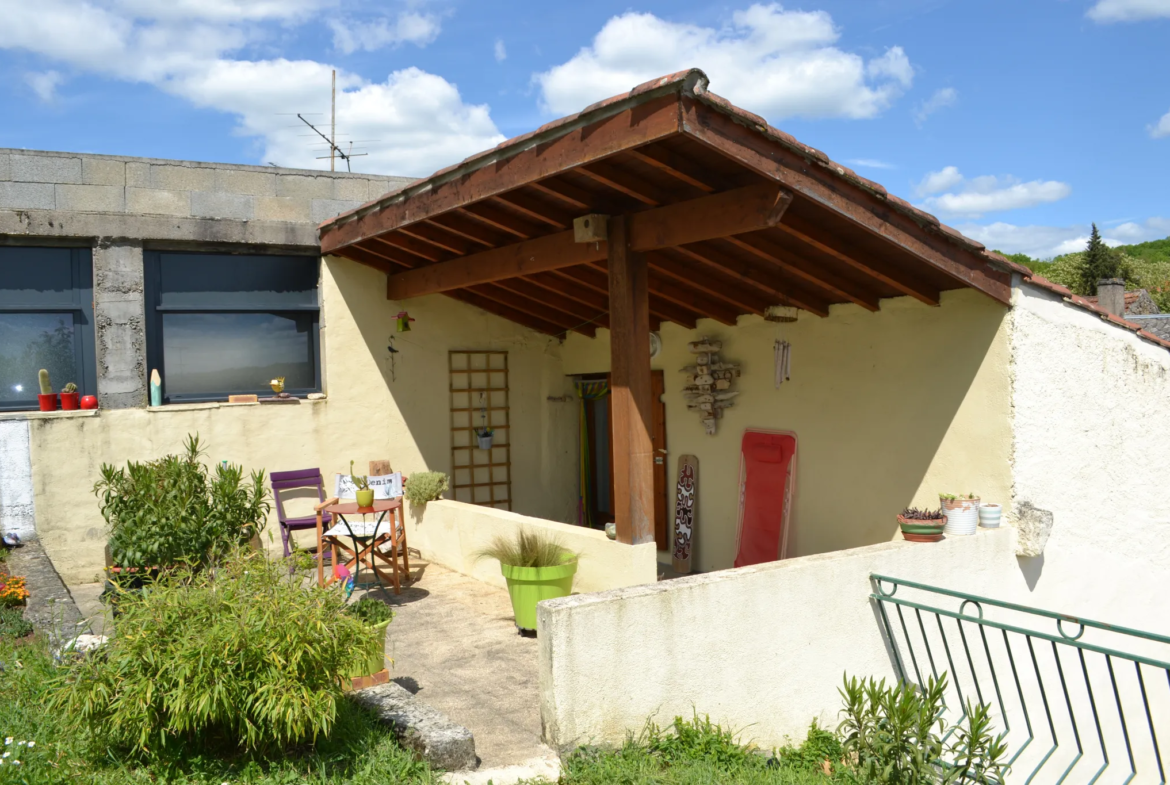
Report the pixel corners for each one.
[25,70,65,102]
[1087,0,1170,22]
[0,0,500,176]
[1150,109,1170,138]
[915,165,963,196]
[494,39,506,63]
[845,158,895,170]
[913,167,1071,218]
[914,86,956,125]
[329,12,441,54]
[534,4,914,120]
[960,217,1170,259]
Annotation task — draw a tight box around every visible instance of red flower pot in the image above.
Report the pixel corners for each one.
[37,393,59,412]
[80,395,99,410]
[60,392,80,410]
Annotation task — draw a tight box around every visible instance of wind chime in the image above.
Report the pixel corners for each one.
[680,338,740,435]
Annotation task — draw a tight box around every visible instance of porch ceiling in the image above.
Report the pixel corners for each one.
[318,69,1029,338]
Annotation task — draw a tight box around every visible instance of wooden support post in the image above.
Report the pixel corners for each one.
[608,215,655,546]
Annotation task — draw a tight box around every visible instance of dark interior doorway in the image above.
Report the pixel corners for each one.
[578,371,668,550]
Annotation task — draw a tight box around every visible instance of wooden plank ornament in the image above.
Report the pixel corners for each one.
[672,455,699,573]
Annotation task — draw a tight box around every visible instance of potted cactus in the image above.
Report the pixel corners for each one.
[60,382,80,410]
[349,461,374,508]
[36,369,58,412]
[897,507,946,542]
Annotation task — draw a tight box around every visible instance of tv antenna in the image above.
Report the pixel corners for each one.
[295,70,369,173]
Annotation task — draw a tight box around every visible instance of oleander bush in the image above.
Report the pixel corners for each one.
[50,553,371,753]
[96,434,269,569]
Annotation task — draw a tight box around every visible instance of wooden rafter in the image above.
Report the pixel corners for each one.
[671,243,831,317]
[397,223,481,256]
[553,265,698,328]
[467,283,596,336]
[493,277,610,327]
[459,203,544,239]
[627,147,717,193]
[425,215,506,248]
[445,289,568,336]
[491,191,572,229]
[576,161,666,206]
[726,234,880,312]
[646,250,770,316]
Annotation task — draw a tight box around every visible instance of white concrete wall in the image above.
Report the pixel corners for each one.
[0,419,35,540]
[1009,279,1170,621]
[409,499,658,594]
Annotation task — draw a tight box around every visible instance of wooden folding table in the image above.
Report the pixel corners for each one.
[316,497,410,593]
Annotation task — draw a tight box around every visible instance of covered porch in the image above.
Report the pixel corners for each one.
[318,69,1024,569]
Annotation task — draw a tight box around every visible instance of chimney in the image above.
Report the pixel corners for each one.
[1097,278,1126,317]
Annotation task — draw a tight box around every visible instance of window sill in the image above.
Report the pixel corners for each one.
[0,409,101,422]
[148,396,326,413]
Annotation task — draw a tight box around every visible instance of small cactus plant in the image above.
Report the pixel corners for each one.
[38,368,53,395]
[63,382,78,394]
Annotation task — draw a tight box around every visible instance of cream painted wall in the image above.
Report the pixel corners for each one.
[562,290,1014,571]
[1009,279,1170,622]
[26,257,580,584]
[407,499,658,594]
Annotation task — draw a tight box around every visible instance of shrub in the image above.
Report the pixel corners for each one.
[0,606,33,639]
[0,575,29,607]
[345,596,394,626]
[475,528,576,568]
[402,471,449,506]
[837,674,1008,784]
[50,553,371,753]
[96,434,270,569]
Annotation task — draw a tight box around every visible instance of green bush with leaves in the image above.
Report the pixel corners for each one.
[96,434,270,569]
[50,553,371,753]
[0,606,33,639]
[345,596,394,626]
[837,674,1008,784]
[403,471,449,506]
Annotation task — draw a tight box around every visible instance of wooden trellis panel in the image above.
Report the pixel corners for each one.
[449,350,512,509]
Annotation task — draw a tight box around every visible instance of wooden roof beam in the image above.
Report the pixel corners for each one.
[528,179,592,210]
[554,265,698,328]
[576,161,667,206]
[493,277,610,328]
[321,93,683,253]
[523,271,611,311]
[385,184,792,300]
[681,98,1011,304]
[626,147,717,193]
[592,261,740,326]
[773,221,940,306]
[727,234,881,312]
[335,245,395,274]
[375,232,451,264]
[646,251,770,316]
[466,283,597,337]
[670,243,830,317]
[491,191,573,229]
[397,223,482,256]
[458,203,544,239]
[424,215,507,248]
[446,289,569,337]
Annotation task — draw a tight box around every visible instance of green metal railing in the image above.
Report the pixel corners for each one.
[871,574,1170,784]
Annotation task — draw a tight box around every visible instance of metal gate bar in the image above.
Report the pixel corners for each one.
[871,574,1170,784]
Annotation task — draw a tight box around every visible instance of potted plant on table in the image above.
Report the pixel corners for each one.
[349,461,374,508]
[476,529,578,633]
[37,368,57,411]
[60,382,80,410]
[897,507,946,543]
[344,597,394,678]
[939,492,981,536]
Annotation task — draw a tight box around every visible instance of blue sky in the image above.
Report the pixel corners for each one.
[1,0,1168,258]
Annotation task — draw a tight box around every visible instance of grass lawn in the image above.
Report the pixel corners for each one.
[0,636,436,785]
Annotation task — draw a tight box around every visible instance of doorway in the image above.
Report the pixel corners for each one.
[577,371,668,550]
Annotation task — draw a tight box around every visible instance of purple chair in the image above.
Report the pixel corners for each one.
[271,468,332,559]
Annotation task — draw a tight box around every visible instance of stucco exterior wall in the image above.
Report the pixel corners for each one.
[562,289,1013,570]
[1009,279,1170,616]
[408,499,658,594]
[0,419,36,540]
[25,258,580,584]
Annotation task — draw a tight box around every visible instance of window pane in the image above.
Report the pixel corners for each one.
[158,254,318,309]
[0,314,76,402]
[0,248,78,307]
[162,312,316,396]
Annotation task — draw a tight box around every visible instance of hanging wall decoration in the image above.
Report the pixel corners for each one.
[680,338,740,436]
[396,311,415,332]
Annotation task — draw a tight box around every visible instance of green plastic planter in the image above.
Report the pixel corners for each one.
[350,619,392,678]
[500,560,578,632]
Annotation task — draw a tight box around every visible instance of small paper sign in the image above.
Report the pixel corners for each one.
[335,472,403,500]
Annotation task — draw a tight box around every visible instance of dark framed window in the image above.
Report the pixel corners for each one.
[0,246,96,412]
[144,251,321,403]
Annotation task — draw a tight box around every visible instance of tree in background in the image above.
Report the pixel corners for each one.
[1074,223,1125,296]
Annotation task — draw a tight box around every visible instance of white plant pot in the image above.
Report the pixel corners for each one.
[941,497,980,536]
[979,503,1002,528]
[477,434,493,450]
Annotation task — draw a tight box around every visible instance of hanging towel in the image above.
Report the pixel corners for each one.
[774,340,791,388]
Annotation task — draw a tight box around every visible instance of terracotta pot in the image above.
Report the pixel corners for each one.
[37,393,58,412]
[940,496,980,536]
[898,515,946,543]
[60,391,80,410]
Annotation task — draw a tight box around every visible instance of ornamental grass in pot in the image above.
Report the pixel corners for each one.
[897,507,946,543]
[476,529,578,633]
[343,596,394,678]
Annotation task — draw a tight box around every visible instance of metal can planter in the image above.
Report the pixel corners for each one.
[500,560,577,632]
[477,433,494,450]
[941,497,980,536]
